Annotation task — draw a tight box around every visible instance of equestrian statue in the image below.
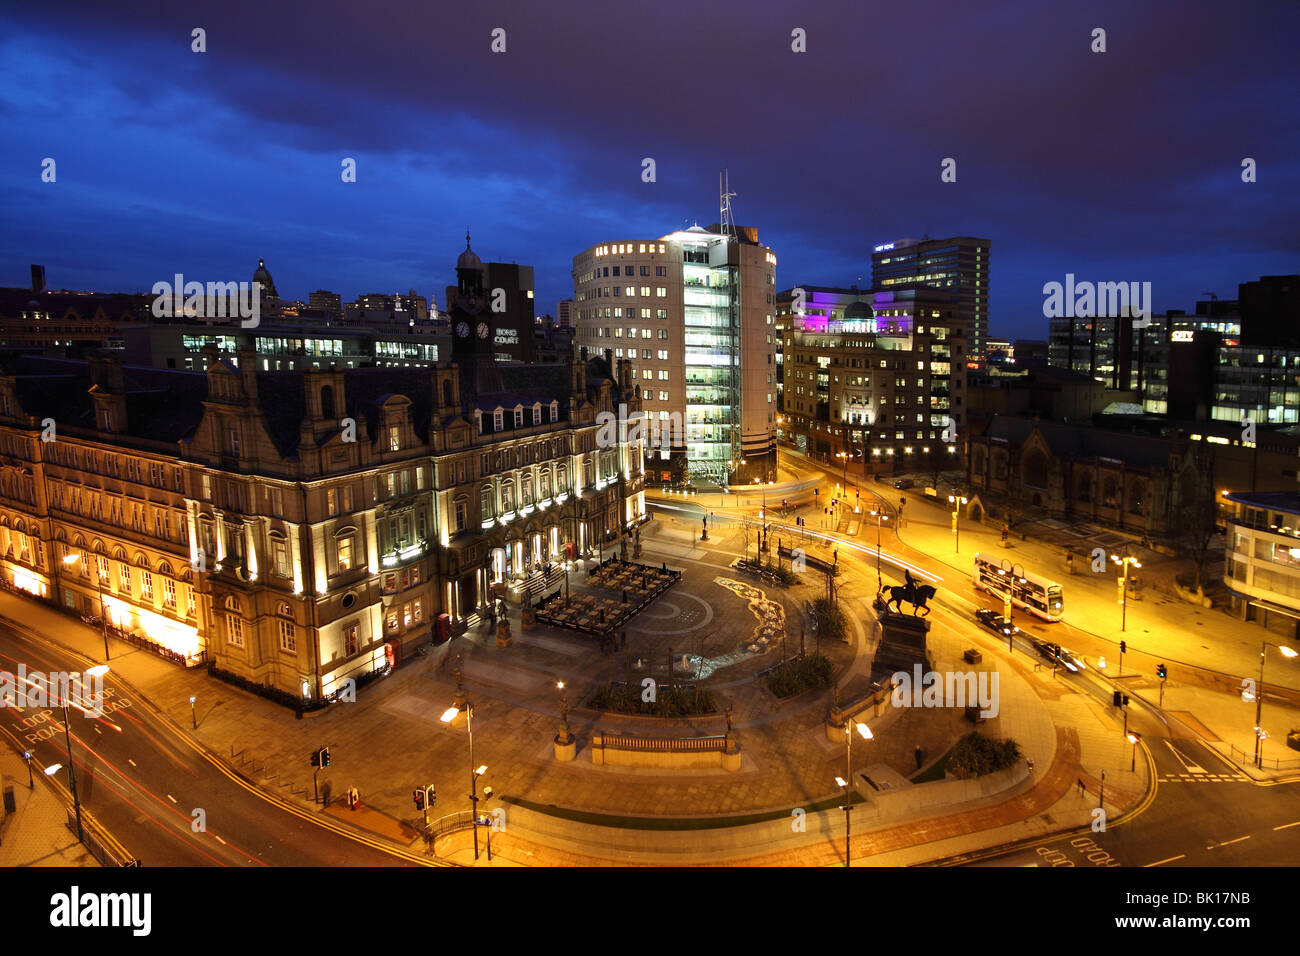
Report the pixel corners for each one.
[879,568,936,617]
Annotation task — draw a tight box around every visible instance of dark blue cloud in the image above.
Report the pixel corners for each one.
[2,0,1298,338]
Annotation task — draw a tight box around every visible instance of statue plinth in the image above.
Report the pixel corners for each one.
[554,732,576,762]
[496,619,513,647]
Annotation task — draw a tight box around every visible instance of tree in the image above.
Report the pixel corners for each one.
[1173,449,1219,592]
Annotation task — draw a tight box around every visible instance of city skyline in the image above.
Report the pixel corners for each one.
[4,0,1298,341]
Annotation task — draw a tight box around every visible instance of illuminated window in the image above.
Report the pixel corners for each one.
[344,623,359,656]
[278,618,296,653]
[336,535,354,572]
[225,596,244,647]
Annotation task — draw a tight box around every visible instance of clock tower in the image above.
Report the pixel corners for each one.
[448,230,503,395]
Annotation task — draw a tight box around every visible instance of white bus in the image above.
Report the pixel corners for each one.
[972,552,1064,621]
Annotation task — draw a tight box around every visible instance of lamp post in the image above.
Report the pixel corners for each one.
[839,721,872,867]
[63,553,109,661]
[22,749,34,788]
[55,663,109,846]
[1253,641,1297,768]
[189,695,197,730]
[948,494,969,553]
[1127,732,1141,773]
[441,701,486,860]
[1111,553,1141,632]
[869,509,889,591]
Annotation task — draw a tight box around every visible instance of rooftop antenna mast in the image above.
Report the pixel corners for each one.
[720,169,738,240]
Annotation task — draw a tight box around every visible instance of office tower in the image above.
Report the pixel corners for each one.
[872,236,990,360]
[572,223,778,484]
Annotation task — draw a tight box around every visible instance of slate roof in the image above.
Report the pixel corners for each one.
[985,415,1174,468]
[0,355,207,445]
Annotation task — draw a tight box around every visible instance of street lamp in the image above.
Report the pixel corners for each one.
[1253,641,1297,768]
[869,509,889,591]
[441,702,486,860]
[56,663,109,846]
[63,553,110,661]
[1111,553,1141,632]
[1126,732,1141,773]
[948,494,969,553]
[840,721,871,867]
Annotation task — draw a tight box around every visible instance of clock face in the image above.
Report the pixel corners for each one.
[476,322,490,340]
[456,321,469,338]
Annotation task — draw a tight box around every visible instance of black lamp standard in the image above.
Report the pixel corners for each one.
[1253,640,1297,768]
[441,701,487,860]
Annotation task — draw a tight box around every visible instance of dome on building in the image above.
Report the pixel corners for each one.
[252,258,278,298]
[457,231,484,272]
[843,300,874,320]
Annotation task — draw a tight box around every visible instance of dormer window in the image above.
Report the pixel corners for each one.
[532,403,542,425]
[514,405,524,428]
[493,409,503,432]
[388,425,400,452]
[549,400,558,423]
[475,410,484,434]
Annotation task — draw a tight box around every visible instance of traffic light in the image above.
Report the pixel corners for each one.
[310,749,320,767]
[413,787,425,810]
[320,746,331,767]
[428,785,436,807]
[1119,640,1127,654]
[1113,690,1123,707]
[1123,695,1130,707]
[814,488,819,497]
[782,498,788,508]
[1156,663,1167,680]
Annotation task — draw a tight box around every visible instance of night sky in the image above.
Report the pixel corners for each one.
[3,0,1298,341]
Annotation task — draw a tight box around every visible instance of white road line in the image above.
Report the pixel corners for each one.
[1164,740,1206,774]
[1273,821,1300,831]
[93,726,101,734]
[167,793,177,804]
[1145,855,1185,867]
[128,759,137,767]
[1210,835,1251,849]
[214,835,228,845]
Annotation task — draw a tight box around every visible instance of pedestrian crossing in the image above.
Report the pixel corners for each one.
[1159,772,1247,783]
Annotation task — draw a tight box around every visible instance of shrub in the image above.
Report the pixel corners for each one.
[946,731,1022,778]
[588,682,717,716]
[812,597,846,642]
[766,653,832,698]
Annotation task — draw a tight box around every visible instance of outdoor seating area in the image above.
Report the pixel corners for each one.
[534,591,628,635]
[533,559,682,638]
[586,558,680,600]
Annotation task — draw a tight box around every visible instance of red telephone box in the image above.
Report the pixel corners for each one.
[434,612,451,645]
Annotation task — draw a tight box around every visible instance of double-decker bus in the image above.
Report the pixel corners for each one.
[972,552,1064,621]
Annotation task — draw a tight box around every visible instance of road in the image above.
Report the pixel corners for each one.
[650,466,1300,868]
[0,619,425,866]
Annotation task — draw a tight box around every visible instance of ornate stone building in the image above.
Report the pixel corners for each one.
[0,336,643,707]
[966,415,1299,537]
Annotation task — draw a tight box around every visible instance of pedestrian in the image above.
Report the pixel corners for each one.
[1027,758,1034,774]
[914,745,924,770]
[1077,777,1085,797]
